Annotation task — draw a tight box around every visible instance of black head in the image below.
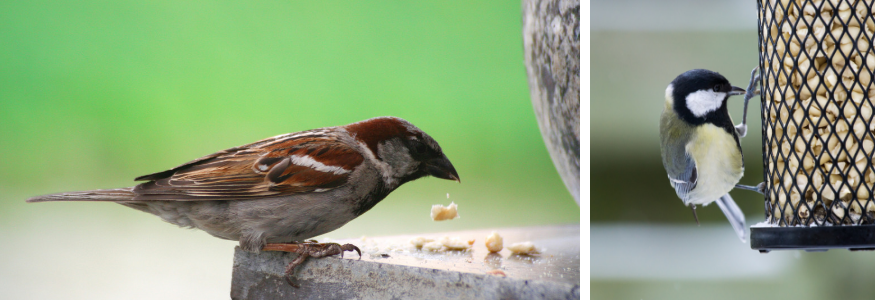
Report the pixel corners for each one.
[667,69,745,126]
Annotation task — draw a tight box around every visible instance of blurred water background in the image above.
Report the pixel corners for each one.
[0,1,579,299]
[592,0,875,299]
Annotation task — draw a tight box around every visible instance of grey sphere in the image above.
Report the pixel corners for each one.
[523,0,580,204]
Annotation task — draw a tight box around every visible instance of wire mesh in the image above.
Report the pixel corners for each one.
[760,0,875,226]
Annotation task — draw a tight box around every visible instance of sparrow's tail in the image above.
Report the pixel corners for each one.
[26,187,136,203]
[715,193,747,243]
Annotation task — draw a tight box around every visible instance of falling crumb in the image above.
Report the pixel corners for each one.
[486,270,507,277]
[507,242,539,255]
[431,202,460,221]
[422,241,444,252]
[409,237,435,248]
[440,236,473,250]
[485,232,503,253]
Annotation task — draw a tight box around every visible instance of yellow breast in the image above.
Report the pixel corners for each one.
[686,124,744,205]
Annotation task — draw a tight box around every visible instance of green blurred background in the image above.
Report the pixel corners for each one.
[592,1,875,300]
[0,1,578,299]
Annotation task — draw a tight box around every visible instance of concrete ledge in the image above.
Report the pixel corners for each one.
[231,225,580,299]
[231,250,579,299]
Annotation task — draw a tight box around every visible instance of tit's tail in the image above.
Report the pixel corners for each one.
[715,194,747,243]
[26,187,135,203]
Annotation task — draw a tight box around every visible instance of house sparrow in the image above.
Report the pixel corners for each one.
[27,116,460,286]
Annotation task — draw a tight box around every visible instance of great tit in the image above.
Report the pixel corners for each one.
[659,68,761,242]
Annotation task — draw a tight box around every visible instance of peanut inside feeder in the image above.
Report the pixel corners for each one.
[761,0,875,226]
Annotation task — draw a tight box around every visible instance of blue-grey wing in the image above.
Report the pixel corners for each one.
[664,148,697,202]
[660,109,698,202]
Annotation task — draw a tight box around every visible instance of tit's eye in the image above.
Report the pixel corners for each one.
[412,141,428,154]
[713,84,721,92]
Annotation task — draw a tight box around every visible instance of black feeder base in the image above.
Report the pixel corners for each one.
[751,225,875,253]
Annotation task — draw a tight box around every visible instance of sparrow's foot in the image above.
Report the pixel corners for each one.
[262,242,362,288]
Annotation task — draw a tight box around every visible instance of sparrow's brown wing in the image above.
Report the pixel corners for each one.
[131,130,364,201]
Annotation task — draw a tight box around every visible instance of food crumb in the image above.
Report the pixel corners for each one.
[486,270,506,277]
[440,236,473,250]
[431,202,460,221]
[485,232,503,253]
[409,237,435,248]
[507,242,539,255]
[422,241,444,252]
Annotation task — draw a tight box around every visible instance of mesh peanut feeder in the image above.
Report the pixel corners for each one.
[751,0,875,251]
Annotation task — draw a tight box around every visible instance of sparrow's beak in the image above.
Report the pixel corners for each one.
[425,155,460,183]
[729,86,746,96]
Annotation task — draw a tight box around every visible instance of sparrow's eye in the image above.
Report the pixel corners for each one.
[412,141,428,154]
[713,84,721,92]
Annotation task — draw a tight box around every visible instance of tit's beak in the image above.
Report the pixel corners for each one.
[425,154,460,183]
[729,86,746,96]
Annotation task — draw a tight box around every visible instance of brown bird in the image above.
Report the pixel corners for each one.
[27,116,460,286]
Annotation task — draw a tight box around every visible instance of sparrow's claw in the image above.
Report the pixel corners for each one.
[265,242,362,288]
[339,243,362,259]
[284,274,300,288]
[283,250,309,288]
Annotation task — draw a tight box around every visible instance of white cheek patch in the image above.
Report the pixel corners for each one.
[685,90,726,117]
[358,140,395,185]
[665,85,674,104]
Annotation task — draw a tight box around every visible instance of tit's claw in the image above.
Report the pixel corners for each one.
[737,67,762,139]
[734,183,766,195]
[745,67,762,100]
[735,124,748,138]
[690,204,700,226]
